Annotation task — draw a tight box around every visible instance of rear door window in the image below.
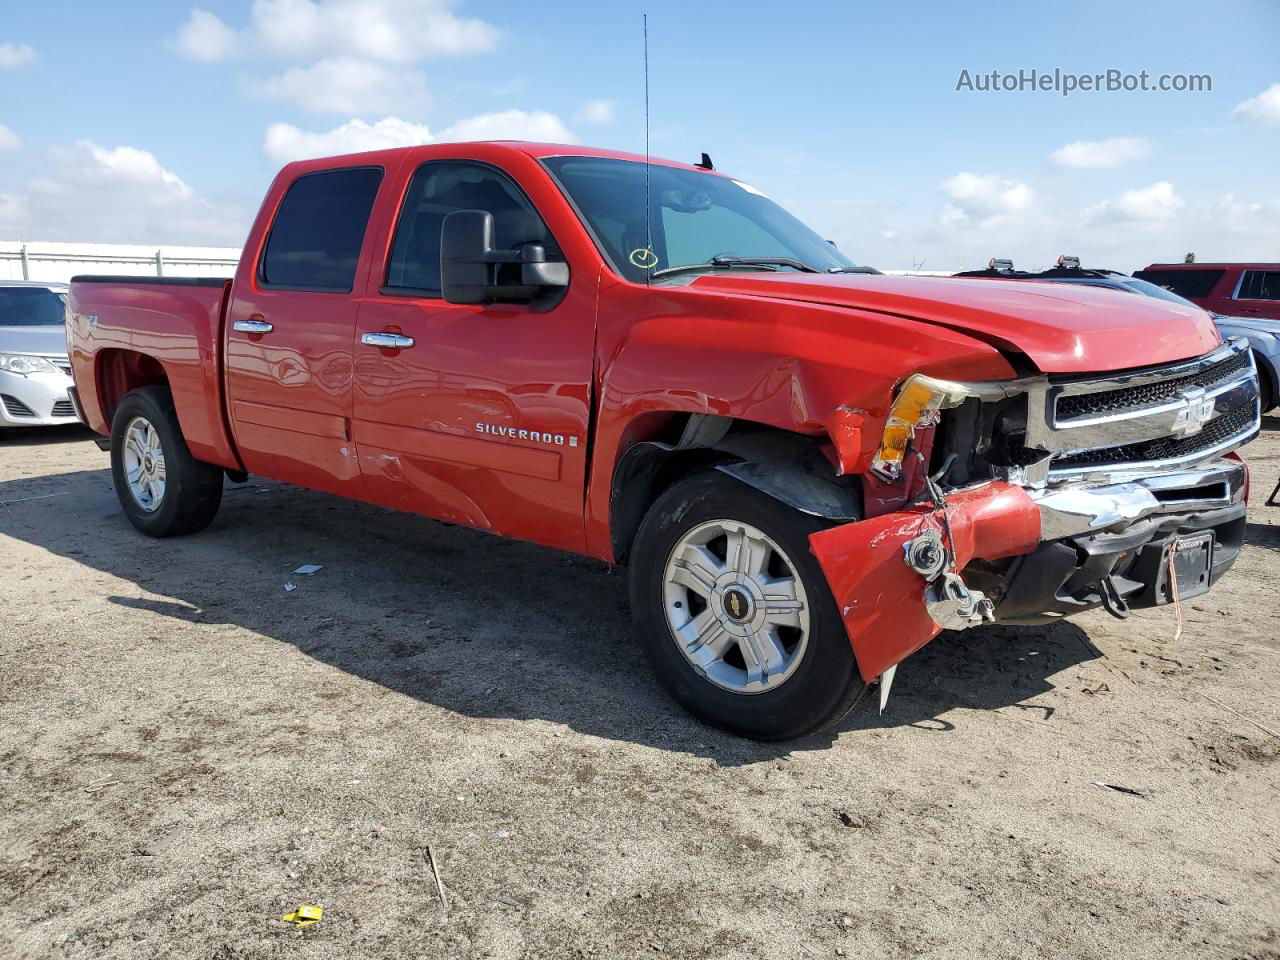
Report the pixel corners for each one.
[260,167,384,292]
[1238,270,1280,301]
[1131,269,1225,299]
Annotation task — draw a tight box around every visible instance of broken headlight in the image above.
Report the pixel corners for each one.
[870,375,976,480]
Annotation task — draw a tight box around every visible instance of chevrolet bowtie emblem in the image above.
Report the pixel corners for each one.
[1170,386,1215,438]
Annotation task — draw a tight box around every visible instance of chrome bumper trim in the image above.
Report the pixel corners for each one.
[1029,457,1246,541]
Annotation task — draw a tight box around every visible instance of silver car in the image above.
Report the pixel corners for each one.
[0,281,78,428]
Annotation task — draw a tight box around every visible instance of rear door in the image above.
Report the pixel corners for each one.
[350,159,596,551]
[225,165,384,495]
[1232,269,1280,320]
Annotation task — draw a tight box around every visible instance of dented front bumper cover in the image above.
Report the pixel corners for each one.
[808,457,1249,684]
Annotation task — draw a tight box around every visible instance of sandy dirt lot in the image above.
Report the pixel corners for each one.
[1,423,1278,960]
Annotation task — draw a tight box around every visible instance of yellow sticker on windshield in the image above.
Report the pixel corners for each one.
[629,247,659,269]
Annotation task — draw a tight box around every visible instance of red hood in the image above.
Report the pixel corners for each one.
[689,273,1221,374]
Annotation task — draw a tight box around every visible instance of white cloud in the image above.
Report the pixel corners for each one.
[797,177,1266,276]
[1085,180,1184,225]
[257,57,428,114]
[577,99,615,124]
[174,0,498,64]
[436,109,574,143]
[939,171,1033,228]
[0,141,247,245]
[1050,136,1150,169]
[264,110,576,164]
[1232,82,1280,126]
[174,9,237,62]
[265,116,432,163]
[0,42,37,70]
[0,193,29,234]
[49,143,195,197]
[0,125,21,153]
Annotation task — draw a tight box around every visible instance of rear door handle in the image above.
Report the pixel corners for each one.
[361,332,415,349]
[233,319,274,334]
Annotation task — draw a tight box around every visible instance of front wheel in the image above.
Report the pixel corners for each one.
[110,386,223,537]
[1257,356,1276,413]
[629,471,867,740]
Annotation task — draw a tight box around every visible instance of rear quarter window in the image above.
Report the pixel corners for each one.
[1238,270,1280,301]
[259,166,384,292]
[1131,269,1225,300]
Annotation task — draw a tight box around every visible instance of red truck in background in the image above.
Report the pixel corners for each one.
[1135,262,1280,321]
[67,142,1260,740]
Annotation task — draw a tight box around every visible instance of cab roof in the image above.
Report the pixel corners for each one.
[278,140,732,179]
[1143,262,1280,269]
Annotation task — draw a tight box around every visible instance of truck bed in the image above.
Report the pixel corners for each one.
[67,275,242,470]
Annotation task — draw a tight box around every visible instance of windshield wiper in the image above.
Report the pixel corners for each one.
[650,255,820,280]
[827,265,882,275]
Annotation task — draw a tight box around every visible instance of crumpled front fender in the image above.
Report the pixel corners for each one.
[808,482,1042,683]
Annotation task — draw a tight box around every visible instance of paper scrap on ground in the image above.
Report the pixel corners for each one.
[281,903,323,927]
[293,565,323,575]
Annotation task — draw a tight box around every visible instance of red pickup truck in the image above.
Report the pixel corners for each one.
[67,142,1259,740]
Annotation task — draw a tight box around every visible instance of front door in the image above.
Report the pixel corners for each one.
[224,165,384,495]
[351,160,596,552]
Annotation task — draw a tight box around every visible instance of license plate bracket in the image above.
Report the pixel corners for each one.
[1159,531,1214,603]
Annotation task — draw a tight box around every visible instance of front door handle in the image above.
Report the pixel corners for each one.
[361,332,415,349]
[233,318,274,334]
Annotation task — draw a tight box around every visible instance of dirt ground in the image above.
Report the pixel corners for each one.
[1,423,1278,960]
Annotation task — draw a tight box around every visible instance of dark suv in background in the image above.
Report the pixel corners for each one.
[953,258,1280,412]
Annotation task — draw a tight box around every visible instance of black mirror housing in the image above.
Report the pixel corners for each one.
[440,210,568,308]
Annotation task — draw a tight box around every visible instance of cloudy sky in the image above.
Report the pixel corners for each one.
[0,0,1277,271]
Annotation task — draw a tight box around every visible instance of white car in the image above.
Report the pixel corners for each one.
[0,281,78,429]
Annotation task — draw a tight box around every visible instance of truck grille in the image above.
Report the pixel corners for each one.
[1055,349,1251,422]
[1052,403,1256,469]
[1023,340,1260,480]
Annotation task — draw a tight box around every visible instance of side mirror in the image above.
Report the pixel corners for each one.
[440,209,568,307]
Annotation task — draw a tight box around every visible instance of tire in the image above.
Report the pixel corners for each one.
[110,385,223,537]
[1257,356,1276,414]
[629,470,867,740]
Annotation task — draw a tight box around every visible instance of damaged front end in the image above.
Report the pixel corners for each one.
[809,480,1041,686]
[811,339,1259,692]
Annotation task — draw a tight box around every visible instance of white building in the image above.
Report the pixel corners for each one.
[0,241,240,285]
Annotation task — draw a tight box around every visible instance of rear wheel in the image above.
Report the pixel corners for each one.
[629,470,867,740]
[110,386,223,537]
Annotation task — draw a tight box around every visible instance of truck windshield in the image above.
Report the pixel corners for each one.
[0,287,67,326]
[541,155,858,284]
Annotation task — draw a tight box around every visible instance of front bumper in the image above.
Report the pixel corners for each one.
[994,458,1247,622]
[0,368,78,427]
[809,456,1249,683]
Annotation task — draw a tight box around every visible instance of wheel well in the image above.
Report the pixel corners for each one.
[608,415,861,565]
[1256,354,1276,411]
[96,350,168,426]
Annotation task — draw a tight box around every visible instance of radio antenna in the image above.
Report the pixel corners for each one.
[643,13,652,286]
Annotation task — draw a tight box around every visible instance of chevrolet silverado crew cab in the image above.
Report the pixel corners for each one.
[67,143,1260,740]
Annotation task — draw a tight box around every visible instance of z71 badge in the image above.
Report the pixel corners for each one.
[476,422,580,448]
